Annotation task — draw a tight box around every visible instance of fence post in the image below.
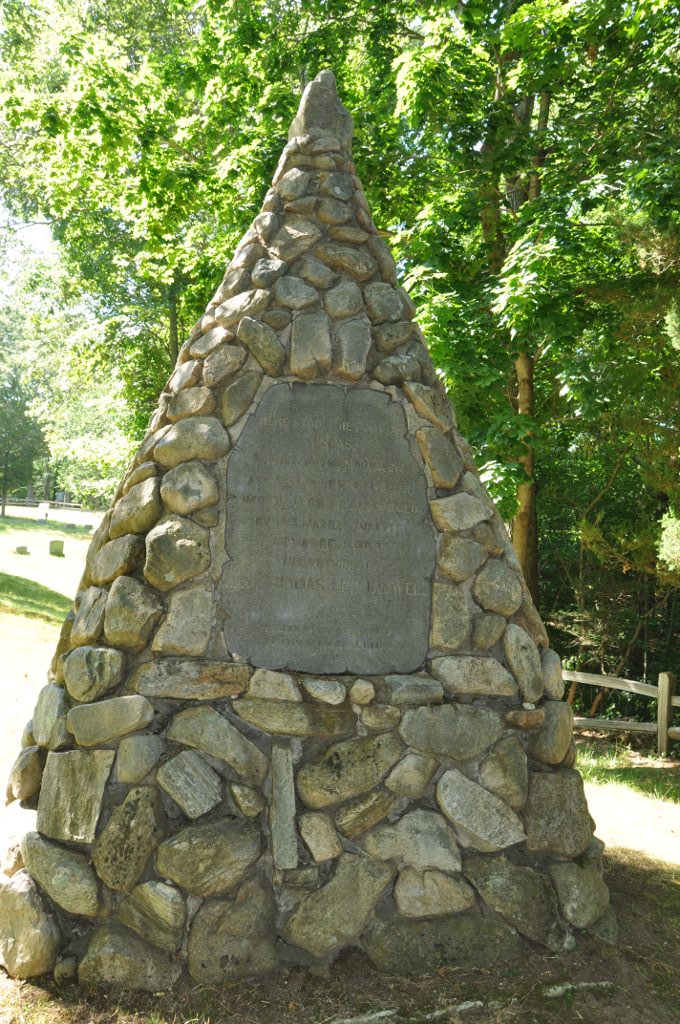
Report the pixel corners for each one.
[657,672,677,756]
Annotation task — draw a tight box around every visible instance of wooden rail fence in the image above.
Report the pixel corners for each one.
[563,670,679,756]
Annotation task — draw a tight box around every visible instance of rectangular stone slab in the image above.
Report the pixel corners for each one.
[222,383,435,673]
[37,750,115,845]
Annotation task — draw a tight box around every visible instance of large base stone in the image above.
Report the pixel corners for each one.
[0,871,62,978]
[79,924,182,990]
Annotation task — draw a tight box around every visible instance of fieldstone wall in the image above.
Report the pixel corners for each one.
[0,71,614,990]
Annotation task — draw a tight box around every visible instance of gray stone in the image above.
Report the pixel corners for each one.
[188,876,277,982]
[53,956,77,984]
[281,853,394,957]
[376,674,443,705]
[290,311,332,378]
[436,769,526,851]
[253,211,279,242]
[154,417,230,468]
[203,343,248,387]
[169,358,201,391]
[364,282,402,324]
[302,678,347,704]
[247,668,301,701]
[300,257,337,288]
[0,872,61,978]
[403,382,455,431]
[336,318,372,380]
[299,812,342,862]
[215,267,252,303]
[373,320,420,353]
[372,353,422,385]
[385,753,438,798]
[118,880,186,952]
[152,584,213,656]
[167,385,215,422]
[505,705,545,730]
[542,647,566,700]
[325,278,362,318]
[473,559,522,616]
[92,786,165,892]
[270,743,298,869]
[21,832,101,917]
[160,461,218,515]
[269,216,323,261]
[116,734,164,784]
[156,818,261,897]
[589,905,618,945]
[79,924,181,991]
[479,736,528,810]
[136,658,249,700]
[157,751,222,818]
[400,704,503,762]
[189,325,229,357]
[431,582,470,650]
[524,770,593,857]
[166,706,268,785]
[232,240,267,269]
[472,612,507,649]
[70,587,107,645]
[416,428,463,489]
[360,704,401,731]
[318,196,351,224]
[276,167,316,201]
[431,656,517,697]
[222,384,434,675]
[236,316,285,375]
[289,70,352,142]
[430,493,493,532]
[335,791,397,838]
[214,287,269,328]
[548,861,609,929]
[63,646,125,702]
[274,275,318,309]
[5,746,44,803]
[233,697,355,737]
[349,678,375,704]
[367,234,398,283]
[90,535,145,586]
[465,855,572,952]
[315,242,377,280]
[528,701,574,764]
[37,750,115,844]
[103,576,163,651]
[220,369,263,425]
[318,170,354,200]
[251,257,287,288]
[296,733,403,809]
[144,515,210,591]
[363,912,522,974]
[395,867,476,918]
[362,809,461,873]
[230,783,266,817]
[67,695,154,746]
[32,683,70,749]
[502,624,544,703]
[122,460,157,494]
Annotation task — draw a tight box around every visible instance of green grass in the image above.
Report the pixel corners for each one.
[0,514,93,539]
[0,571,73,623]
[578,741,680,804]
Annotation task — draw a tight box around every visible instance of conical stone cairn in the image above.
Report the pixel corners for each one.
[1,71,614,990]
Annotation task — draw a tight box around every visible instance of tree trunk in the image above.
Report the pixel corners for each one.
[1,452,8,518]
[512,350,539,604]
[168,280,179,365]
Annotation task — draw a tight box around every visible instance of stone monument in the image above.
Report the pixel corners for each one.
[0,71,613,989]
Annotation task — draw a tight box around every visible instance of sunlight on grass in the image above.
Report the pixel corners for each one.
[578,741,680,805]
[0,514,93,539]
[0,571,73,624]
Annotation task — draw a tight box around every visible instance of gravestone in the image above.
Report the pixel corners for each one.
[0,70,613,989]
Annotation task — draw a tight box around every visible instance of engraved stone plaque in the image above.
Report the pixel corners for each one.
[222,383,435,674]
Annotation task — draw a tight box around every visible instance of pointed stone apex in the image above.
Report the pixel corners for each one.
[288,70,353,149]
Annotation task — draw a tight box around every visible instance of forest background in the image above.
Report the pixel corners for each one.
[0,0,678,717]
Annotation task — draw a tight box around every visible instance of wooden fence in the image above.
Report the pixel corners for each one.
[563,670,679,756]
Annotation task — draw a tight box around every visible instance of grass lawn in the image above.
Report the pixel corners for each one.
[0,514,96,608]
[0,572,73,623]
